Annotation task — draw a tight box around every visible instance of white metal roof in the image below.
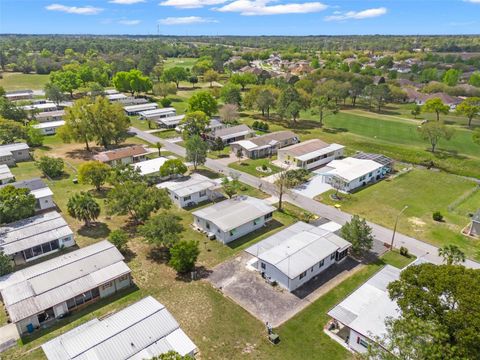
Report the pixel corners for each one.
[104,89,119,95]
[327,265,401,342]
[21,102,58,111]
[157,115,185,126]
[0,177,52,200]
[0,143,29,152]
[139,108,176,117]
[131,157,168,175]
[0,164,14,181]
[0,240,130,322]
[124,103,158,113]
[41,296,196,360]
[192,196,275,232]
[321,157,383,182]
[211,124,254,141]
[232,140,258,151]
[107,93,128,100]
[157,173,219,197]
[35,110,66,119]
[0,211,72,256]
[33,120,66,129]
[246,221,351,279]
[296,143,344,162]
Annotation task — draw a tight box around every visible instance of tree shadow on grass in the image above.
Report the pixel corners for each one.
[77,222,111,239]
[146,246,170,264]
[322,127,349,134]
[175,265,213,283]
[121,248,137,262]
[433,149,467,161]
[65,147,102,161]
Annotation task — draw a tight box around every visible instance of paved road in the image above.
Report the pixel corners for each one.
[131,127,480,269]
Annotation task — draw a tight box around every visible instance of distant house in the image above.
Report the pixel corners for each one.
[157,173,222,208]
[21,102,58,113]
[107,93,129,102]
[124,103,158,116]
[139,108,185,128]
[0,178,55,211]
[93,145,149,166]
[34,109,65,123]
[277,139,344,170]
[192,196,275,244]
[246,221,351,292]
[104,89,119,95]
[0,240,132,335]
[33,120,65,135]
[41,296,197,360]
[0,164,14,185]
[176,117,224,134]
[5,90,33,101]
[231,131,299,159]
[0,211,75,265]
[319,156,392,193]
[206,124,256,145]
[0,143,31,166]
[131,156,169,176]
[468,210,480,237]
[327,265,404,353]
[415,93,461,110]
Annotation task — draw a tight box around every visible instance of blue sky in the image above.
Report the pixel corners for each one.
[0,0,479,35]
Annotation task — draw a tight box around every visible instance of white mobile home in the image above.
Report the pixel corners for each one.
[34,110,65,123]
[0,164,14,185]
[231,131,299,159]
[0,178,55,211]
[0,240,132,335]
[132,156,168,176]
[277,139,344,170]
[192,196,275,244]
[33,120,65,135]
[207,124,256,145]
[157,173,222,208]
[0,211,74,265]
[21,102,58,113]
[41,296,197,360]
[246,221,350,292]
[0,143,31,166]
[124,103,158,116]
[5,90,33,101]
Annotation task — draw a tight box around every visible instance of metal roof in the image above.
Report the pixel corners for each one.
[295,143,344,162]
[0,143,29,152]
[279,139,330,157]
[232,131,297,151]
[41,296,196,360]
[0,211,72,256]
[353,152,393,167]
[319,157,383,182]
[211,124,255,141]
[246,221,351,279]
[0,178,53,200]
[157,115,185,126]
[192,196,275,232]
[33,120,65,129]
[123,103,158,113]
[35,110,66,119]
[157,173,219,197]
[132,157,168,175]
[0,164,14,181]
[93,145,149,162]
[328,265,401,341]
[0,241,130,322]
[138,108,176,117]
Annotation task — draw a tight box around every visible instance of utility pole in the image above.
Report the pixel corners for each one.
[390,205,408,250]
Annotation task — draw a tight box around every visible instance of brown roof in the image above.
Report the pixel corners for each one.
[93,145,148,162]
[280,139,330,156]
[249,131,297,147]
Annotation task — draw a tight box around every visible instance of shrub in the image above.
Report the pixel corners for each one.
[263,122,269,131]
[160,98,172,107]
[36,156,64,178]
[109,229,129,253]
[261,164,268,171]
[432,211,443,222]
[169,240,200,273]
[399,246,409,257]
[252,120,259,129]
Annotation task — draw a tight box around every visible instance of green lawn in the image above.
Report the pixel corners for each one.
[164,57,197,70]
[317,168,480,260]
[229,158,283,178]
[381,250,417,269]
[152,129,178,139]
[0,72,49,90]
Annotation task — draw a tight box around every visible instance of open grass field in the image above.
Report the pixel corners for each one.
[164,57,197,70]
[0,72,49,90]
[381,250,417,269]
[316,168,480,260]
[229,158,283,178]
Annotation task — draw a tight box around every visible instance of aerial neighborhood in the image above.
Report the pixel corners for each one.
[0,30,479,360]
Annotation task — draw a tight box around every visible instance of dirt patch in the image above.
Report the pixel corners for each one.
[408,217,426,232]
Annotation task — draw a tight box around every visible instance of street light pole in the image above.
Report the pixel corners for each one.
[390,205,408,250]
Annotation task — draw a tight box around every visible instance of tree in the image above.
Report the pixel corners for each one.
[0,118,26,144]
[113,69,152,95]
[311,94,338,127]
[0,185,36,224]
[151,61,164,81]
[469,71,480,87]
[153,82,177,98]
[160,159,187,178]
[67,192,100,227]
[169,240,200,273]
[219,103,239,124]
[0,251,13,276]
[152,351,193,360]
[438,244,466,265]
[0,97,27,122]
[185,135,208,170]
[108,229,129,253]
[50,70,81,98]
[255,87,277,118]
[388,263,480,359]
[277,86,307,124]
[26,123,44,147]
[340,215,374,257]
[78,161,111,191]
[210,136,225,154]
[220,83,242,106]
[230,73,257,90]
[456,97,480,128]
[273,169,298,211]
[443,68,461,87]
[44,82,66,104]
[422,98,450,121]
[139,213,184,248]
[108,164,143,185]
[221,176,240,199]
[188,91,217,117]
[61,97,94,151]
[181,111,209,139]
[162,67,188,88]
[204,69,219,87]
[36,156,64,178]
[107,181,171,223]
[411,104,421,119]
[418,121,454,153]
[155,142,162,157]
[371,83,392,112]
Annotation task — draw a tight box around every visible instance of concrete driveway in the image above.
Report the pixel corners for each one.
[0,323,19,353]
[209,253,363,327]
[294,173,332,199]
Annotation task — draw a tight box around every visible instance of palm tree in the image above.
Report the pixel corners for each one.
[438,244,466,265]
[155,142,162,157]
[67,192,100,227]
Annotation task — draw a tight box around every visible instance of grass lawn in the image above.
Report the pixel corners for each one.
[381,250,417,269]
[229,158,283,178]
[164,57,197,70]
[207,146,231,159]
[0,72,49,90]
[151,129,178,139]
[317,168,480,260]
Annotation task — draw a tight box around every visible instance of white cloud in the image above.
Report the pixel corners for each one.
[159,0,227,9]
[325,7,387,21]
[216,0,327,16]
[109,0,145,4]
[118,19,142,25]
[464,0,480,3]
[45,3,103,15]
[159,16,218,24]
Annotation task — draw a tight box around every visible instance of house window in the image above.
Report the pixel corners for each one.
[102,281,113,290]
[230,228,236,237]
[261,262,266,270]
[199,190,207,197]
[50,240,59,250]
[32,245,42,257]
[299,271,307,279]
[253,217,261,225]
[183,195,191,202]
[67,298,76,310]
[23,248,34,259]
[206,222,210,230]
[264,212,273,220]
[319,259,324,268]
[357,337,369,348]
[330,253,336,260]
[91,287,100,299]
[118,274,129,282]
